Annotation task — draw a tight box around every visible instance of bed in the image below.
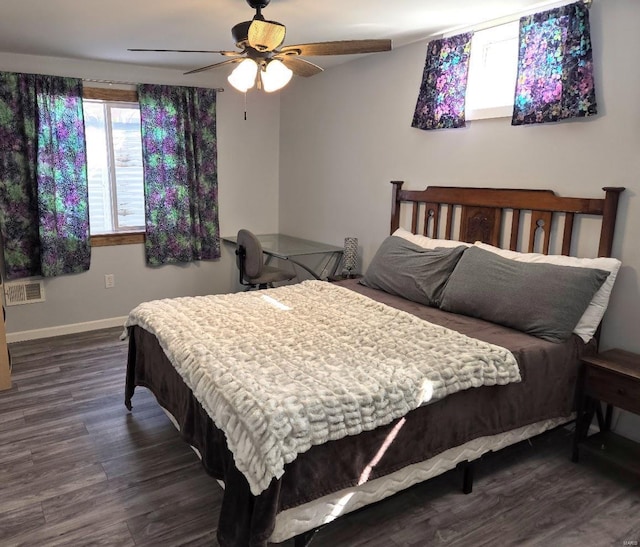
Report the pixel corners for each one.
[124,182,624,547]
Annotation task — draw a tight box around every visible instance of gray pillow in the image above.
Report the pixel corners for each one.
[440,246,610,342]
[360,236,467,306]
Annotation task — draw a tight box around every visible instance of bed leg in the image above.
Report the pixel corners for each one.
[462,461,474,494]
[293,528,319,547]
[124,382,135,411]
[124,328,137,412]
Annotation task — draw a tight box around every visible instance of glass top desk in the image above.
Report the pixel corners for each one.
[222,233,344,280]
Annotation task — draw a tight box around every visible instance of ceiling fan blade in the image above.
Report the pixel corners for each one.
[184,58,242,75]
[278,56,324,78]
[248,19,286,52]
[279,39,392,57]
[128,48,241,56]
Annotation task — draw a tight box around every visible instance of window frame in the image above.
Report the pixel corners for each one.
[465,21,520,122]
[83,87,146,247]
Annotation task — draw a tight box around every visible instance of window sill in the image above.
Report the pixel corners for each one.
[91,232,145,247]
[466,105,513,121]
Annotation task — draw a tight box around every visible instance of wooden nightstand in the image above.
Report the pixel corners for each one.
[572,349,640,474]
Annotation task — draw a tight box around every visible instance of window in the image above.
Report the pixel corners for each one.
[83,98,145,235]
[465,22,519,120]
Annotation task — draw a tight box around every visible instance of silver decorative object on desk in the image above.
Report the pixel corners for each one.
[342,237,358,278]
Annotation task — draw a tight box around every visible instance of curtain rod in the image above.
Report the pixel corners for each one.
[442,0,592,38]
[82,78,224,92]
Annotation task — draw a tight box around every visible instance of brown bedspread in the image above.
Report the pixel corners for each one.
[125,279,594,546]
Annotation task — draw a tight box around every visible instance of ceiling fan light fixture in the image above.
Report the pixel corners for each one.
[228,58,258,92]
[261,59,293,93]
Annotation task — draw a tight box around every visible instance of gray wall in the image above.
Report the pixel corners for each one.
[0,52,282,336]
[278,0,640,440]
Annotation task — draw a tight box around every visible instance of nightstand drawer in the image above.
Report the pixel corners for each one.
[585,367,640,414]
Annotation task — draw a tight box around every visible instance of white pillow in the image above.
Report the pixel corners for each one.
[474,242,621,343]
[392,228,471,249]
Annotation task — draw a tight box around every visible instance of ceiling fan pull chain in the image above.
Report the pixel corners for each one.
[244,91,248,121]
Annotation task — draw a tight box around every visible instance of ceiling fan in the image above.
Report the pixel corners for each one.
[129,0,392,93]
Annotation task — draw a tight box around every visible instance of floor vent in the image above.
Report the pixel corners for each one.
[4,280,45,306]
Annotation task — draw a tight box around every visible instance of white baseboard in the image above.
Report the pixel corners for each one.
[6,316,128,343]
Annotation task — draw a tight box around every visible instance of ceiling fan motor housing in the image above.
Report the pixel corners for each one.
[232,21,253,48]
[246,0,271,9]
[234,0,274,48]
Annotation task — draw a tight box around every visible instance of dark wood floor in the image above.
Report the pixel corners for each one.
[1,327,639,546]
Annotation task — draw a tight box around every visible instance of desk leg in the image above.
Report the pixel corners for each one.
[284,258,328,280]
[330,251,344,277]
[265,251,343,281]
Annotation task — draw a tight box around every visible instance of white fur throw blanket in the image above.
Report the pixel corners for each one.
[126,281,520,495]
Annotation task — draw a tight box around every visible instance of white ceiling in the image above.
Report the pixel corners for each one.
[1,0,559,75]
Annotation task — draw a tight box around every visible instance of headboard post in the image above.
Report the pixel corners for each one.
[390,181,404,234]
[598,187,625,257]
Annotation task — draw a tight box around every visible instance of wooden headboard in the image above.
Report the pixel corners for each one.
[390,181,625,258]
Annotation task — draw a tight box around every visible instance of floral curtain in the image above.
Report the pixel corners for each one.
[138,84,219,266]
[0,72,90,279]
[512,2,597,125]
[412,33,473,131]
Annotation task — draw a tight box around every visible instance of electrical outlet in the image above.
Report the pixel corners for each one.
[104,274,115,289]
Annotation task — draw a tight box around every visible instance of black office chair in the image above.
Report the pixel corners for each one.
[236,229,296,289]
